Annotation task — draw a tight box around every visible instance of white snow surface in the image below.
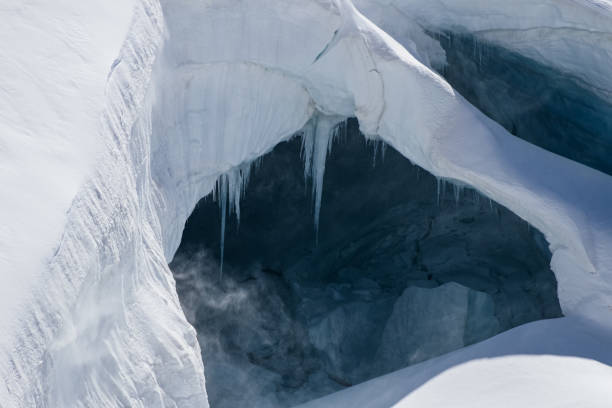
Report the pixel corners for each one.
[297,317,612,408]
[1,0,612,407]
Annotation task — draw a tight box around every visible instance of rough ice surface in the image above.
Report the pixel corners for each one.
[2,0,612,407]
[374,283,499,372]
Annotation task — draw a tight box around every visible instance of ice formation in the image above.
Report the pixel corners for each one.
[2,0,612,407]
[300,115,346,240]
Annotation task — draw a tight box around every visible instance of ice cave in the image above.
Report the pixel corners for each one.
[2,0,612,407]
[170,121,562,407]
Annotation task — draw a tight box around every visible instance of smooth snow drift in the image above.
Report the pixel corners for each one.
[1,0,612,407]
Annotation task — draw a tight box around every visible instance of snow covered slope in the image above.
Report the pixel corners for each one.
[297,317,612,408]
[0,0,133,349]
[1,1,207,406]
[1,0,612,406]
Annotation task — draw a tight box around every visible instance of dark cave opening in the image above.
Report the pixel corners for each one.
[169,119,562,408]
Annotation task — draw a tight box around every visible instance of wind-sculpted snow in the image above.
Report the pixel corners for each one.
[1,0,612,406]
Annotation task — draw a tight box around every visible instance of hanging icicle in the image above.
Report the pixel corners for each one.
[215,162,255,281]
[301,113,346,244]
[216,174,228,281]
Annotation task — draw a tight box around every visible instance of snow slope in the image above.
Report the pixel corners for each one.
[297,317,612,408]
[1,0,612,406]
[0,0,133,346]
[2,1,207,406]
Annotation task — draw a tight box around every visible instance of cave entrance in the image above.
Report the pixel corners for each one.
[169,119,561,408]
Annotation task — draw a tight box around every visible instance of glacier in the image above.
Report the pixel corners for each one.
[1,0,612,407]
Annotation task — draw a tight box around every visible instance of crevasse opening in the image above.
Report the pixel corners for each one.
[169,119,562,408]
[432,31,612,175]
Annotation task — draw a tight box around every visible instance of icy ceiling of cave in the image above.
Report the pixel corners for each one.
[1,0,612,407]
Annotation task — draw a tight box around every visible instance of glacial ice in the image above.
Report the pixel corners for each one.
[2,0,612,407]
[214,164,253,279]
[300,115,346,240]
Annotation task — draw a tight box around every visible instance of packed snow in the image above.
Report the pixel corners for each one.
[1,0,612,407]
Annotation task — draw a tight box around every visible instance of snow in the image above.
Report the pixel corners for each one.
[297,317,612,408]
[306,354,612,408]
[399,356,612,408]
[1,0,612,406]
[0,0,132,329]
[0,0,136,404]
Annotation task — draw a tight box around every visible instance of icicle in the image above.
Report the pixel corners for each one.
[372,140,378,167]
[301,113,345,243]
[300,120,315,180]
[215,161,255,281]
[436,177,441,206]
[452,183,465,206]
[218,175,228,281]
[381,141,387,162]
[369,138,386,167]
[453,184,460,205]
[312,117,337,241]
[441,179,447,201]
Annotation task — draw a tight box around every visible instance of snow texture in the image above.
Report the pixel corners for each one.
[1,0,612,406]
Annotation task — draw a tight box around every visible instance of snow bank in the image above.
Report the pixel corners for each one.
[1,0,612,406]
[297,317,612,408]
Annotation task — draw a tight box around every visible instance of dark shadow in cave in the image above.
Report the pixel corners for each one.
[170,119,562,408]
[433,31,612,176]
